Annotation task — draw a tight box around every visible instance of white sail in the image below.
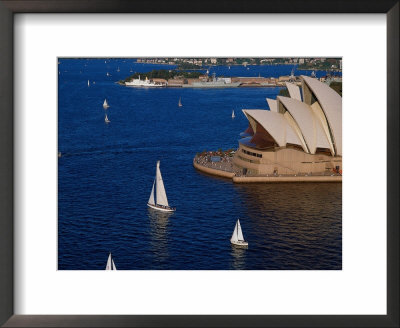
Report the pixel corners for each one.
[112,259,117,270]
[103,99,109,108]
[155,161,169,207]
[178,97,182,107]
[231,219,245,243]
[237,219,245,241]
[105,114,110,123]
[148,179,155,205]
[105,253,112,270]
[232,110,235,118]
[231,221,239,243]
[88,80,90,86]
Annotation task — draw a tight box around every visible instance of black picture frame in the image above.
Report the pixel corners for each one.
[0,1,398,327]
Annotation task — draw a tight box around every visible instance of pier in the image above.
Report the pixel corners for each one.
[193,155,342,183]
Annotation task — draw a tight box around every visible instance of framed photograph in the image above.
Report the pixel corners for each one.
[0,1,398,327]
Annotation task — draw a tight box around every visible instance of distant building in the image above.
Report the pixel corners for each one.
[152,78,167,86]
[185,78,201,85]
[217,77,232,84]
[278,76,291,81]
[167,79,184,87]
[232,77,271,86]
[234,76,342,176]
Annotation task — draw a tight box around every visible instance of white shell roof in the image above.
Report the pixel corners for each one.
[243,109,302,147]
[285,82,302,101]
[266,98,278,112]
[277,96,331,154]
[302,76,342,156]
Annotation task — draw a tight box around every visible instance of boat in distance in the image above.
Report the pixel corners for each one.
[147,160,176,212]
[230,219,248,247]
[125,76,165,88]
[182,72,240,88]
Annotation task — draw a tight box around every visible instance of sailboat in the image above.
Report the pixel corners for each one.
[230,219,248,247]
[103,99,110,109]
[105,252,117,270]
[178,97,182,107]
[232,110,235,119]
[147,161,176,212]
[105,113,110,123]
[87,80,90,87]
[106,72,110,77]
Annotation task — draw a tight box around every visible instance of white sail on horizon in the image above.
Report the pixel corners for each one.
[231,219,245,242]
[112,259,117,270]
[231,222,238,243]
[148,179,155,205]
[237,219,244,241]
[156,161,169,206]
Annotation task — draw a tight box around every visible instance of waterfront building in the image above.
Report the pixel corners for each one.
[233,75,342,176]
[167,79,184,87]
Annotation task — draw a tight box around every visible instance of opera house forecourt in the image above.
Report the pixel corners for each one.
[194,75,342,183]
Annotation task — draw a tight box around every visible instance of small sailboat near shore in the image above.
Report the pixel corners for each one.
[232,110,235,119]
[230,219,248,247]
[105,252,117,270]
[105,114,110,123]
[178,97,182,107]
[103,99,110,109]
[147,161,176,212]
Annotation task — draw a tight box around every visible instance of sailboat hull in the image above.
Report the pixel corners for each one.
[230,240,248,247]
[147,203,176,212]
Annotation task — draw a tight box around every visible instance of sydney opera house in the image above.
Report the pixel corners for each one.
[233,76,342,176]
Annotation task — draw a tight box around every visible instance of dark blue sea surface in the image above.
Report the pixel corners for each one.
[58,59,342,270]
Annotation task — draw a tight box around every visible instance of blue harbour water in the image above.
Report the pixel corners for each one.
[58,59,342,270]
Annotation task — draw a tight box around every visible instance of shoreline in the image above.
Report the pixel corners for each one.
[135,62,342,71]
[193,158,342,183]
